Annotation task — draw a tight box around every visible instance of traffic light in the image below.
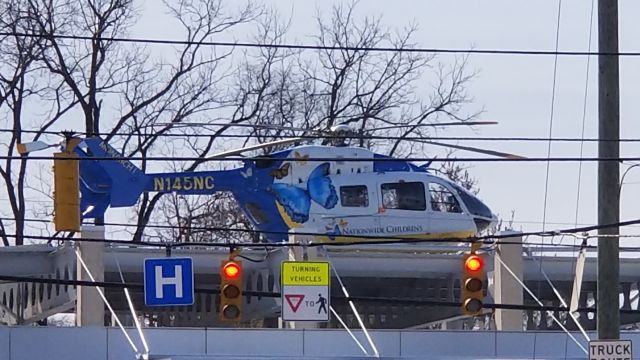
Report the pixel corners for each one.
[219,260,243,322]
[461,250,485,316]
[53,150,80,232]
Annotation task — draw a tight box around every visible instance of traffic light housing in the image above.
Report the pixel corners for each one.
[219,260,243,322]
[53,151,80,232]
[461,250,485,316]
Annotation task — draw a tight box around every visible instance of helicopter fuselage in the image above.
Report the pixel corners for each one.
[76,138,496,243]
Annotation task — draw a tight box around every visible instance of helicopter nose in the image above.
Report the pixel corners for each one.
[473,213,498,232]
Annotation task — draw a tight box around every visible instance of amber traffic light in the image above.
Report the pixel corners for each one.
[461,252,485,315]
[53,151,80,232]
[219,260,243,322]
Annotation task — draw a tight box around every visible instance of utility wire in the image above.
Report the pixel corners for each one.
[0,127,633,143]
[0,232,576,250]
[0,274,632,315]
[567,1,595,355]
[15,216,640,232]
[5,154,640,162]
[4,218,640,250]
[1,31,640,57]
[536,1,564,354]
[0,216,613,230]
[75,249,140,355]
[6,127,640,143]
[9,217,640,249]
[4,215,640,243]
[541,0,563,234]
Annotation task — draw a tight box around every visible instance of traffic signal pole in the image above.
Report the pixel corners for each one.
[597,0,620,340]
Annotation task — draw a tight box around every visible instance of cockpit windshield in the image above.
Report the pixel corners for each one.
[446,181,493,220]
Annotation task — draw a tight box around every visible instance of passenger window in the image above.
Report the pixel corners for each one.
[429,183,462,213]
[340,185,369,207]
[381,182,426,211]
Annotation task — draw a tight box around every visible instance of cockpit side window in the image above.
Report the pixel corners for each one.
[447,181,494,219]
[428,183,462,213]
[381,182,426,211]
[340,185,369,207]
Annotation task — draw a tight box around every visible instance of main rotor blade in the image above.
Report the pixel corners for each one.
[206,137,304,159]
[418,140,526,159]
[366,121,498,132]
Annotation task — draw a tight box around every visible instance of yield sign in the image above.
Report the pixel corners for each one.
[285,294,305,312]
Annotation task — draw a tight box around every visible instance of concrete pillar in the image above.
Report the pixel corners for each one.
[493,231,524,331]
[76,225,105,326]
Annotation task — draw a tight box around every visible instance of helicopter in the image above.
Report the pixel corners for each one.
[22,123,511,243]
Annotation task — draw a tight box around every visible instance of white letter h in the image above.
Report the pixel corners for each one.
[155,265,183,299]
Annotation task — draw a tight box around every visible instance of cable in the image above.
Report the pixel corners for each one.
[324,249,379,357]
[7,154,640,163]
[6,219,640,252]
[113,251,149,356]
[7,127,640,142]
[0,216,616,231]
[75,249,139,355]
[0,232,580,250]
[494,250,588,355]
[329,306,370,356]
[17,216,640,232]
[0,274,638,315]
[4,216,632,251]
[1,31,640,57]
[537,1,563,354]
[1,233,613,253]
[541,0,563,234]
[236,252,268,263]
[567,1,595,355]
[573,0,596,228]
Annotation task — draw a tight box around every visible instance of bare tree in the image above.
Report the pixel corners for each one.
[150,2,481,242]
[1,0,480,245]
[0,0,268,244]
[239,1,479,157]
[0,0,81,245]
[143,7,292,243]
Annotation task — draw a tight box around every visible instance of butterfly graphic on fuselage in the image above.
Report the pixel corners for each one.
[269,162,338,223]
[326,224,341,241]
[270,163,290,179]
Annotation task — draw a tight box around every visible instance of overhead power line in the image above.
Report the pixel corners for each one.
[1,31,640,57]
[7,127,640,143]
[3,218,640,250]
[4,154,640,163]
[14,216,640,242]
[0,232,555,249]
[9,216,640,231]
[0,274,634,314]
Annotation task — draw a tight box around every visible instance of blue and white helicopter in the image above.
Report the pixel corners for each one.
[25,124,506,243]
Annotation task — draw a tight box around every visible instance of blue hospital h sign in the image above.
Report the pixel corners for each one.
[144,257,194,306]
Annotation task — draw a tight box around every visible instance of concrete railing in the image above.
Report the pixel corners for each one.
[3,327,637,359]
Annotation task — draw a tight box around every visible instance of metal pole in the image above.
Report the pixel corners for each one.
[597,0,620,340]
